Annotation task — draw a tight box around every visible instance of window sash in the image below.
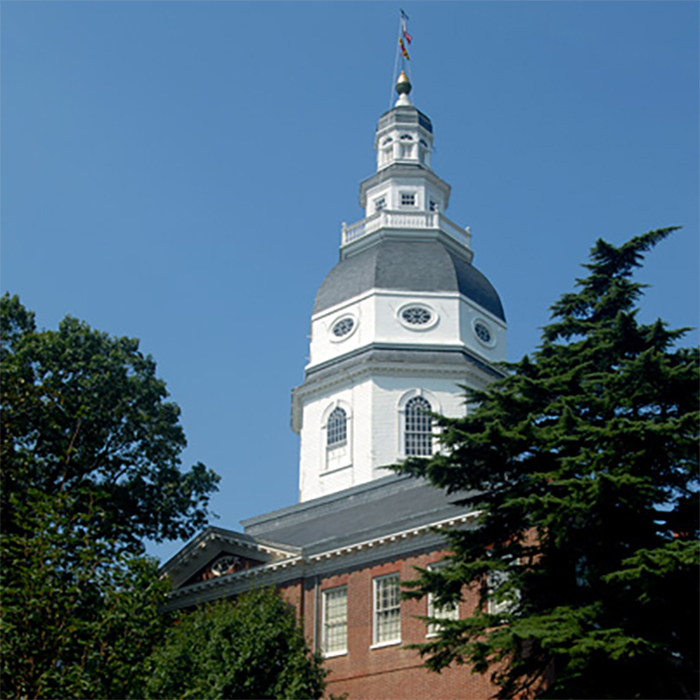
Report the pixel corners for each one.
[427,593,458,636]
[405,396,432,456]
[322,587,347,654]
[327,407,347,447]
[374,575,401,644]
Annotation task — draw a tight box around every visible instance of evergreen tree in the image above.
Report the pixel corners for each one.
[394,228,699,699]
[145,589,328,700]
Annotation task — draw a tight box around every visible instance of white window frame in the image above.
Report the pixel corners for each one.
[322,586,348,657]
[398,389,440,459]
[321,400,353,473]
[426,564,459,637]
[372,574,401,647]
[487,562,520,616]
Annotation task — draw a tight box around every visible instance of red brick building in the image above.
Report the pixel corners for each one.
[162,70,506,699]
[163,476,498,699]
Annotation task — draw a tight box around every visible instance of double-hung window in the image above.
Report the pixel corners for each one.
[426,565,459,636]
[487,567,519,616]
[373,574,401,645]
[322,587,347,655]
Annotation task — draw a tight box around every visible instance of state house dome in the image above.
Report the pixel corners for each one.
[313,238,506,321]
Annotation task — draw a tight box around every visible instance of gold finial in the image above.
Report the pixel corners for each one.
[395,70,412,96]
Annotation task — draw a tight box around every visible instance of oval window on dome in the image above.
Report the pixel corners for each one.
[331,317,355,339]
[402,307,432,325]
[474,320,494,346]
[398,304,438,331]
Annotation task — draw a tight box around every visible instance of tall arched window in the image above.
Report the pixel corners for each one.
[405,396,432,456]
[327,407,347,447]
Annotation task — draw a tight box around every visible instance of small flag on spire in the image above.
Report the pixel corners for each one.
[400,9,412,44]
[399,37,410,60]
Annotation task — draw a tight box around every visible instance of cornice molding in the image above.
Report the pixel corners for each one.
[164,510,481,611]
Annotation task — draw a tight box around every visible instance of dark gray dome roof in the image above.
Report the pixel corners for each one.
[313,239,505,321]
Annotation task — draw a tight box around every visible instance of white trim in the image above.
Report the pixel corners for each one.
[373,573,401,646]
[369,640,402,650]
[308,511,481,563]
[321,585,348,656]
[312,287,504,324]
[165,512,483,611]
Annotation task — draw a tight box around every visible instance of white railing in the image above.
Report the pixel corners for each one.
[341,210,471,249]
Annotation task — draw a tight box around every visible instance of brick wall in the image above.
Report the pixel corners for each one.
[280,548,499,700]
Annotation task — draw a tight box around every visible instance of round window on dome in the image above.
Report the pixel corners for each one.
[474,320,494,346]
[330,316,356,340]
[398,304,438,331]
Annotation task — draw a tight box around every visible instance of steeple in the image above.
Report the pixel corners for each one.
[291,63,507,503]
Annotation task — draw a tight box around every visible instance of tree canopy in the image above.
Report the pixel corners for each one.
[1,490,170,699]
[145,588,328,700]
[1,293,220,551]
[0,295,220,698]
[393,228,699,699]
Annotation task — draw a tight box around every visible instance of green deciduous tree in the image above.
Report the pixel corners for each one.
[1,490,170,699]
[393,229,699,699]
[1,293,220,550]
[145,588,327,700]
[0,295,220,698]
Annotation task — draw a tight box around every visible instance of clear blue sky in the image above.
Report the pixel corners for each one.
[3,2,698,564]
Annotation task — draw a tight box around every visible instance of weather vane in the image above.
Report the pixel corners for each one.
[391,9,413,106]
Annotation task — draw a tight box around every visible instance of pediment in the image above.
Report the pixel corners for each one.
[161,526,300,591]
[184,550,265,586]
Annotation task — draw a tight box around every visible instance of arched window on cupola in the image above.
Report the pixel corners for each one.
[327,407,348,447]
[379,136,393,167]
[404,396,433,456]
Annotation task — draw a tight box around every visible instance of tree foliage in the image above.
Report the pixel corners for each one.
[1,293,220,550]
[145,588,328,700]
[394,229,699,699]
[0,295,220,698]
[1,490,170,699]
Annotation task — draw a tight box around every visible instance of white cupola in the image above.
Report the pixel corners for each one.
[291,73,507,502]
[376,72,434,171]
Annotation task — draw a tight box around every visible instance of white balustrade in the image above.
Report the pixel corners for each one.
[341,211,471,249]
